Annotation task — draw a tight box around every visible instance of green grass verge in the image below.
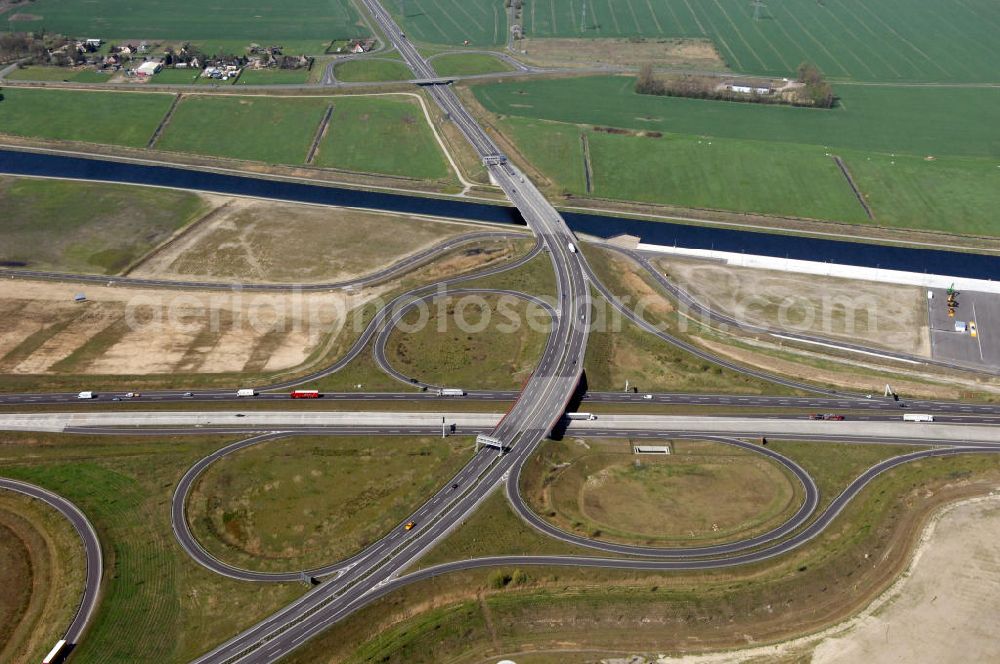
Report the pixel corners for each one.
[4,66,114,83]
[283,446,1000,663]
[431,53,513,77]
[386,294,549,390]
[313,95,451,179]
[0,176,207,274]
[0,433,304,663]
[333,59,413,82]
[156,94,329,164]
[0,88,175,148]
[150,68,202,84]
[236,69,311,85]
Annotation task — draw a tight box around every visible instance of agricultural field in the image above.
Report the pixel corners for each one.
[530,0,995,82]
[0,433,304,663]
[391,0,507,47]
[0,87,174,148]
[475,77,1000,233]
[1,0,367,44]
[333,58,414,82]
[522,438,801,546]
[187,435,474,572]
[474,76,1000,159]
[385,293,550,390]
[129,197,472,284]
[504,117,870,223]
[390,0,999,82]
[0,175,207,274]
[156,94,330,164]
[430,53,512,77]
[312,95,452,179]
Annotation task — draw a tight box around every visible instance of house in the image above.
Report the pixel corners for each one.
[135,60,162,77]
[349,41,365,54]
[85,38,102,48]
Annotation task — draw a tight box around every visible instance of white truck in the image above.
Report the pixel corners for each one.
[566,412,597,420]
[236,388,257,397]
[438,388,466,397]
[903,414,934,422]
[77,391,95,399]
[567,242,577,253]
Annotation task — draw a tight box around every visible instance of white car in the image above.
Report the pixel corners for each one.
[643,394,653,400]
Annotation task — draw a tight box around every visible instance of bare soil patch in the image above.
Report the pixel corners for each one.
[0,279,373,376]
[518,38,726,71]
[131,196,472,284]
[658,257,930,356]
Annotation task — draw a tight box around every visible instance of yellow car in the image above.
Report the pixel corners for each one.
[404,521,416,531]
[970,322,978,338]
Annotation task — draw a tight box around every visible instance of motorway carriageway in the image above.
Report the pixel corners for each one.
[5,411,1000,443]
[6,389,1000,417]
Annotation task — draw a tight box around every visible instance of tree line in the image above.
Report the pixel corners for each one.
[636,62,835,109]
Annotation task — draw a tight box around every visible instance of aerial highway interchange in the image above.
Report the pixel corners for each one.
[2,1,999,663]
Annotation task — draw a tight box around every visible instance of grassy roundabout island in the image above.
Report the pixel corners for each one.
[187,436,473,573]
[522,438,802,546]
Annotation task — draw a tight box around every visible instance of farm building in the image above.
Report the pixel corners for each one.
[727,81,773,95]
[135,61,162,77]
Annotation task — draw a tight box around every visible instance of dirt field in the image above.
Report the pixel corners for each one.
[622,495,1000,664]
[658,257,930,356]
[517,37,726,71]
[130,196,473,284]
[0,279,374,376]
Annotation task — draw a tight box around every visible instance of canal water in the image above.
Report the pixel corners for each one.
[2,148,997,280]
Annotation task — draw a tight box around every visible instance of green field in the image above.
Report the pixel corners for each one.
[506,118,870,222]
[151,68,202,84]
[4,66,114,83]
[431,53,513,77]
[386,294,550,390]
[0,433,303,664]
[522,438,800,546]
[157,94,330,164]
[1,0,367,43]
[313,95,451,179]
[397,0,999,83]
[0,88,174,148]
[841,152,1000,235]
[477,76,1000,232]
[236,68,312,85]
[475,76,1000,159]
[0,176,206,274]
[333,58,414,82]
[392,0,507,48]
[188,436,474,572]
